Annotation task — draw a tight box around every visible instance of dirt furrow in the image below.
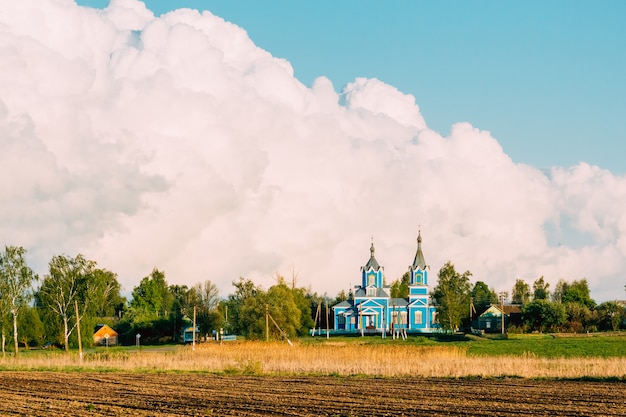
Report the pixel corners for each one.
[0,372,624,416]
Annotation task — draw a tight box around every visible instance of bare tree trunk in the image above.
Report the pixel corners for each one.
[63,315,70,353]
[11,310,18,356]
[1,328,5,357]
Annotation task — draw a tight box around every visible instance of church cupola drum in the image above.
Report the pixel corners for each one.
[362,241,383,288]
[409,230,429,287]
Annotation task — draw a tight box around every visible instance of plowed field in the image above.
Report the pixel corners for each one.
[0,372,624,416]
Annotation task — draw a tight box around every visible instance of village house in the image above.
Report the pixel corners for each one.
[93,324,118,346]
[332,232,436,334]
[476,305,522,333]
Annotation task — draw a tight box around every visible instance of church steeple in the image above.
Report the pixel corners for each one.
[364,237,381,271]
[409,229,428,286]
[412,230,427,270]
[361,237,383,289]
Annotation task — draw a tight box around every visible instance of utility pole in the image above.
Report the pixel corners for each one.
[192,305,197,351]
[325,299,329,339]
[312,301,321,336]
[499,292,506,335]
[359,304,364,337]
[74,300,82,362]
[265,304,269,342]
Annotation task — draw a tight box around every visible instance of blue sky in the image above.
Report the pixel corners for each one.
[77,0,626,174]
[4,0,626,300]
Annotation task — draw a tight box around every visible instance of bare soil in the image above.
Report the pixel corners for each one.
[0,372,624,416]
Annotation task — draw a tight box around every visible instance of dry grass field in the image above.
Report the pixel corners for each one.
[1,340,624,416]
[4,341,626,379]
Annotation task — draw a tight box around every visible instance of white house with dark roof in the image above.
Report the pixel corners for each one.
[332,232,437,333]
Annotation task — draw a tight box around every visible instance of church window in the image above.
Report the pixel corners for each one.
[367,273,375,286]
[392,311,407,326]
[414,310,423,325]
[366,287,376,297]
[391,311,407,327]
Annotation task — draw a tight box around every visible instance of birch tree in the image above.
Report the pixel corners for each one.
[189,280,221,335]
[0,246,37,355]
[38,254,113,352]
[0,290,8,355]
[193,280,220,312]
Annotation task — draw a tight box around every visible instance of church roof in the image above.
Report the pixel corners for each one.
[363,241,381,271]
[411,231,427,270]
[390,298,408,307]
[338,306,358,316]
[332,300,352,309]
[354,287,390,298]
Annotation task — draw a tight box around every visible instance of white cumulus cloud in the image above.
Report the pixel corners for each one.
[0,0,624,302]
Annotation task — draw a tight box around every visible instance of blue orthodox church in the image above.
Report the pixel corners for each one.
[332,232,436,333]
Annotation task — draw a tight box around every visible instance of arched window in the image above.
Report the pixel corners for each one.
[414,310,423,325]
[367,273,375,286]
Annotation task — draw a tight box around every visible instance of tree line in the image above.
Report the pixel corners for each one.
[1,245,624,353]
[0,245,335,352]
[419,261,626,334]
[0,246,215,352]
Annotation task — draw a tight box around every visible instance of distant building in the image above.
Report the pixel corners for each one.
[93,324,118,346]
[183,326,200,344]
[476,305,522,333]
[332,232,437,334]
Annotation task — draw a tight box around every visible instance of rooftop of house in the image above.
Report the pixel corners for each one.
[479,304,522,317]
[93,324,118,336]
